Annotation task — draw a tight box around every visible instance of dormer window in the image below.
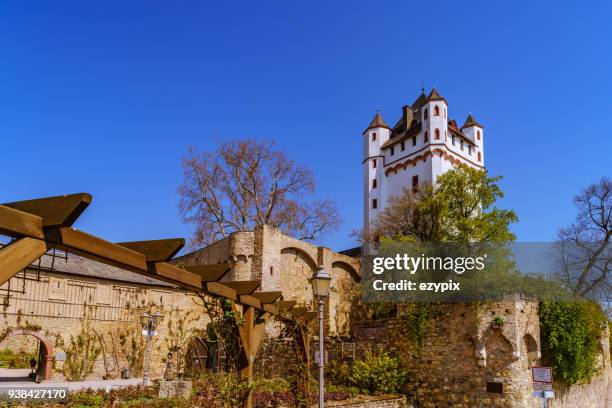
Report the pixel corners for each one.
[424,131,429,143]
[434,129,440,140]
[434,105,440,116]
[372,133,377,142]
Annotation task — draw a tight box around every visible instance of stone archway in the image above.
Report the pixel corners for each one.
[1,329,54,381]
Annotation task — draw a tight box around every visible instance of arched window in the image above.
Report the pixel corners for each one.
[372,132,377,142]
[434,128,440,140]
[424,131,429,143]
[424,109,428,121]
[478,152,481,161]
[477,131,481,141]
[434,105,440,116]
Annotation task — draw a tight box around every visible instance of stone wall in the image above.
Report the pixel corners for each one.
[0,269,209,381]
[321,395,408,408]
[177,225,360,336]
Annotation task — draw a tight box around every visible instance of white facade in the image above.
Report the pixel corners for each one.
[363,89,485,232]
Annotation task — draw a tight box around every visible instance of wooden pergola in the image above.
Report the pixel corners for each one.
[0,193,315,407]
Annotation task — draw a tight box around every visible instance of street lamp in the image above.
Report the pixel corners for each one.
[311,267,331,408]
[141,311,161,386]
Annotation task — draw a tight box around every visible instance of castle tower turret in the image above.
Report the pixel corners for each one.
[422,88,449,181]
[461,114,485,165]
[363,111,390,235]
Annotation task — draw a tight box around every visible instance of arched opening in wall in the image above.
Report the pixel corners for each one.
[280,247,317,309]
[484,329,514,373]
[522,334,539,368]
[0,329,54,382]
[184,335,229,377]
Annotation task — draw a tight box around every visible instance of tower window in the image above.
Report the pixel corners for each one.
[372,133,377,142]
[372,160,377,168]
[424,131,429,143]
[445,130,447,141]
[390,146,394,156]
[401,141,405,151]
[372,199,378,209]
[477,131,481,140]
[372,179,377,189]
[270,266,274,275]
[434,105,440,116]
[444,107,447,118]
[478,152,482,161]
[434,128,440,140]
[412,136,416,146]
[424,109,428,121]
[412,175,419,193]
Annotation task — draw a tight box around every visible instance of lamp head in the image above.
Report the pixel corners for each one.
[311,267,331,298]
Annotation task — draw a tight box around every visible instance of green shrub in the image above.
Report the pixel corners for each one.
[540,301,607,385]
[349,351,406,395]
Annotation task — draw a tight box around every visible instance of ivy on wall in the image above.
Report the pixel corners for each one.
[540,300,607,385]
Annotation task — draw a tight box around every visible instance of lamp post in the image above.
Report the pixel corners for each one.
[311,266,331,408]
[140,311,161,386]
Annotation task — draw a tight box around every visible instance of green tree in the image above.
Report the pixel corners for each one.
[372,164,517,243]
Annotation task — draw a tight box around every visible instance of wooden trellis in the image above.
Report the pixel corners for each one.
[0,193,315,408]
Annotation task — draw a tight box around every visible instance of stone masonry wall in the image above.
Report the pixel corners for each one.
[0,270,208,381]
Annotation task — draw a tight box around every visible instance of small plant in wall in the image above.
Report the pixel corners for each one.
[492,316,506,328]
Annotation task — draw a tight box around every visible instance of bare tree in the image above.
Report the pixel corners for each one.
[178,139,341,247]
[558,177,611,300]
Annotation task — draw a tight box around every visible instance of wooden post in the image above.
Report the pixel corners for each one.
[242,306,255,408]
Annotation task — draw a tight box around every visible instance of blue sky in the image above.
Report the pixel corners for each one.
[1,1,610,252]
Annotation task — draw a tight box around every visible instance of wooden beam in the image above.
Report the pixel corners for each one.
[300,311,317,322]
[262,303,278,314]
[251,291,282,304]
[289,307,308,318]
[0,238,49,285]
[206,282,237,301]
[183,263,230,282]
[3,193,92,227]
[46,227,148,271]
[277,300,297,312]
[0,205,45,239]
[223,280,259,295]
[147,262,201,290]
[239,295,261,309]
[117,238,185,262]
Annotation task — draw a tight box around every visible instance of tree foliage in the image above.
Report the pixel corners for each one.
[178,139,341,247]
[371,164,517,243]
[540,300,607,385]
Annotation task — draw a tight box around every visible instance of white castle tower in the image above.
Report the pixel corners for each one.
[363,88,485,232]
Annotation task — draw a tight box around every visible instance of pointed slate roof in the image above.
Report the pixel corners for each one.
[411,90,428,109]
[363,111,390,133]
[461,114,484,129]
[427,87,446,102]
